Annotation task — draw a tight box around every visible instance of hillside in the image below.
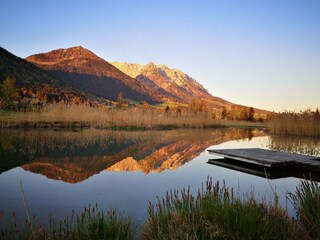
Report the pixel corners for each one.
[0,47,59,87]
[0,47,92,108]
[26,47,171,103]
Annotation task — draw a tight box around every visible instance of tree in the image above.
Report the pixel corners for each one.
[239,106,248,120]
[116,91,123,109]
[248,107,255,121]
[0,77,17,109]
[188,98,207,113]
[221,107,227,119]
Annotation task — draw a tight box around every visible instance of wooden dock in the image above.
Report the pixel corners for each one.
[207,148,320,179]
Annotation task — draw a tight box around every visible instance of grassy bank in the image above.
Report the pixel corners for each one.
[2,179,319,239]
[0,105,267,130]
[270,109,320,138]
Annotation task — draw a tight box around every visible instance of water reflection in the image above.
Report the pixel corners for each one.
[0,128,264,183]
[268,135,320,157]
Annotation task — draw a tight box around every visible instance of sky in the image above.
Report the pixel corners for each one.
[1,0,319,112]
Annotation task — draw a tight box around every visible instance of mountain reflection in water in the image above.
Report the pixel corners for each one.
[0,128,264,183]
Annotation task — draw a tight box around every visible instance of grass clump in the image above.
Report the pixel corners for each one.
[1,205,136,240]
[139,178,292,240]
[288,179,320,240]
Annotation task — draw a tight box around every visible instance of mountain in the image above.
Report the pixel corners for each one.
[26,46,169,103]
[0,47,91,107]
[110,61,228,105]
[0,47,59,87]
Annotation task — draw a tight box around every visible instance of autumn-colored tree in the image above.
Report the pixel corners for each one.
[165,105,170,115]
[0,77,18,109]
[116,91,123,109]
[239,106,248,120]
[248,107,255,121]
[221,107,227,119]
[189,98,207,113]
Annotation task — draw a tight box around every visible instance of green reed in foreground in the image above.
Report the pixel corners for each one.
[1,205,136,240]
[2,179,320,239]
[288,179,320,240]
[139,178,292,240]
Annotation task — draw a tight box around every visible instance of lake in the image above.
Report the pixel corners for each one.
[0,128,319,229]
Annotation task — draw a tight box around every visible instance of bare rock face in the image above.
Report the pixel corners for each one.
[111,61,217,104]
[109,62,144,78]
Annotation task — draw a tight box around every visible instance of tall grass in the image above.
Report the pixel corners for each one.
[2,179,320,239]
[1,205,136,240]
[288,180,320,240]
[140,178,292,240]
[270,109,320,137]
[0,104,223,129]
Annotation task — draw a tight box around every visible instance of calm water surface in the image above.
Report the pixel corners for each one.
[0,128,319,228]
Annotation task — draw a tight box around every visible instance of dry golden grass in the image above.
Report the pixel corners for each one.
[0,104,223,129]
[269,109,320,138]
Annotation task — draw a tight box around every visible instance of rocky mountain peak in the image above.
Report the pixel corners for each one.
[110,60,213,102]
[109,62,143,78]
[143,62,158,71]
[26,46,100,66]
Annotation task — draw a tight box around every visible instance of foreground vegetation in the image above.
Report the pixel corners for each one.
[1,206,135,240]
[1,178,319,239]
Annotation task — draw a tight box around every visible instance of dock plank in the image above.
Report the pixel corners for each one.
[208,148,320,170]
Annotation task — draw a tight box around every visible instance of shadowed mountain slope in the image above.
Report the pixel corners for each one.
[0,47,59,87]
[0,47,92,106]
[26,47,171,103]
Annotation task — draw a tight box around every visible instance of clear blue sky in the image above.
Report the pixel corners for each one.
[1,0,319,111]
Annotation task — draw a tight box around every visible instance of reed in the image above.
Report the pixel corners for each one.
[270,108,320,137]
[139,178,292,240]
[288,179,320,240]
[2,178,320,239]
[1,205,136,240]
[0,104,222,129]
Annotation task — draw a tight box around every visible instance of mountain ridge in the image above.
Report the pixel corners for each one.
[1,46,270,115]
[26,47,167,103]
[110,61,215,103]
